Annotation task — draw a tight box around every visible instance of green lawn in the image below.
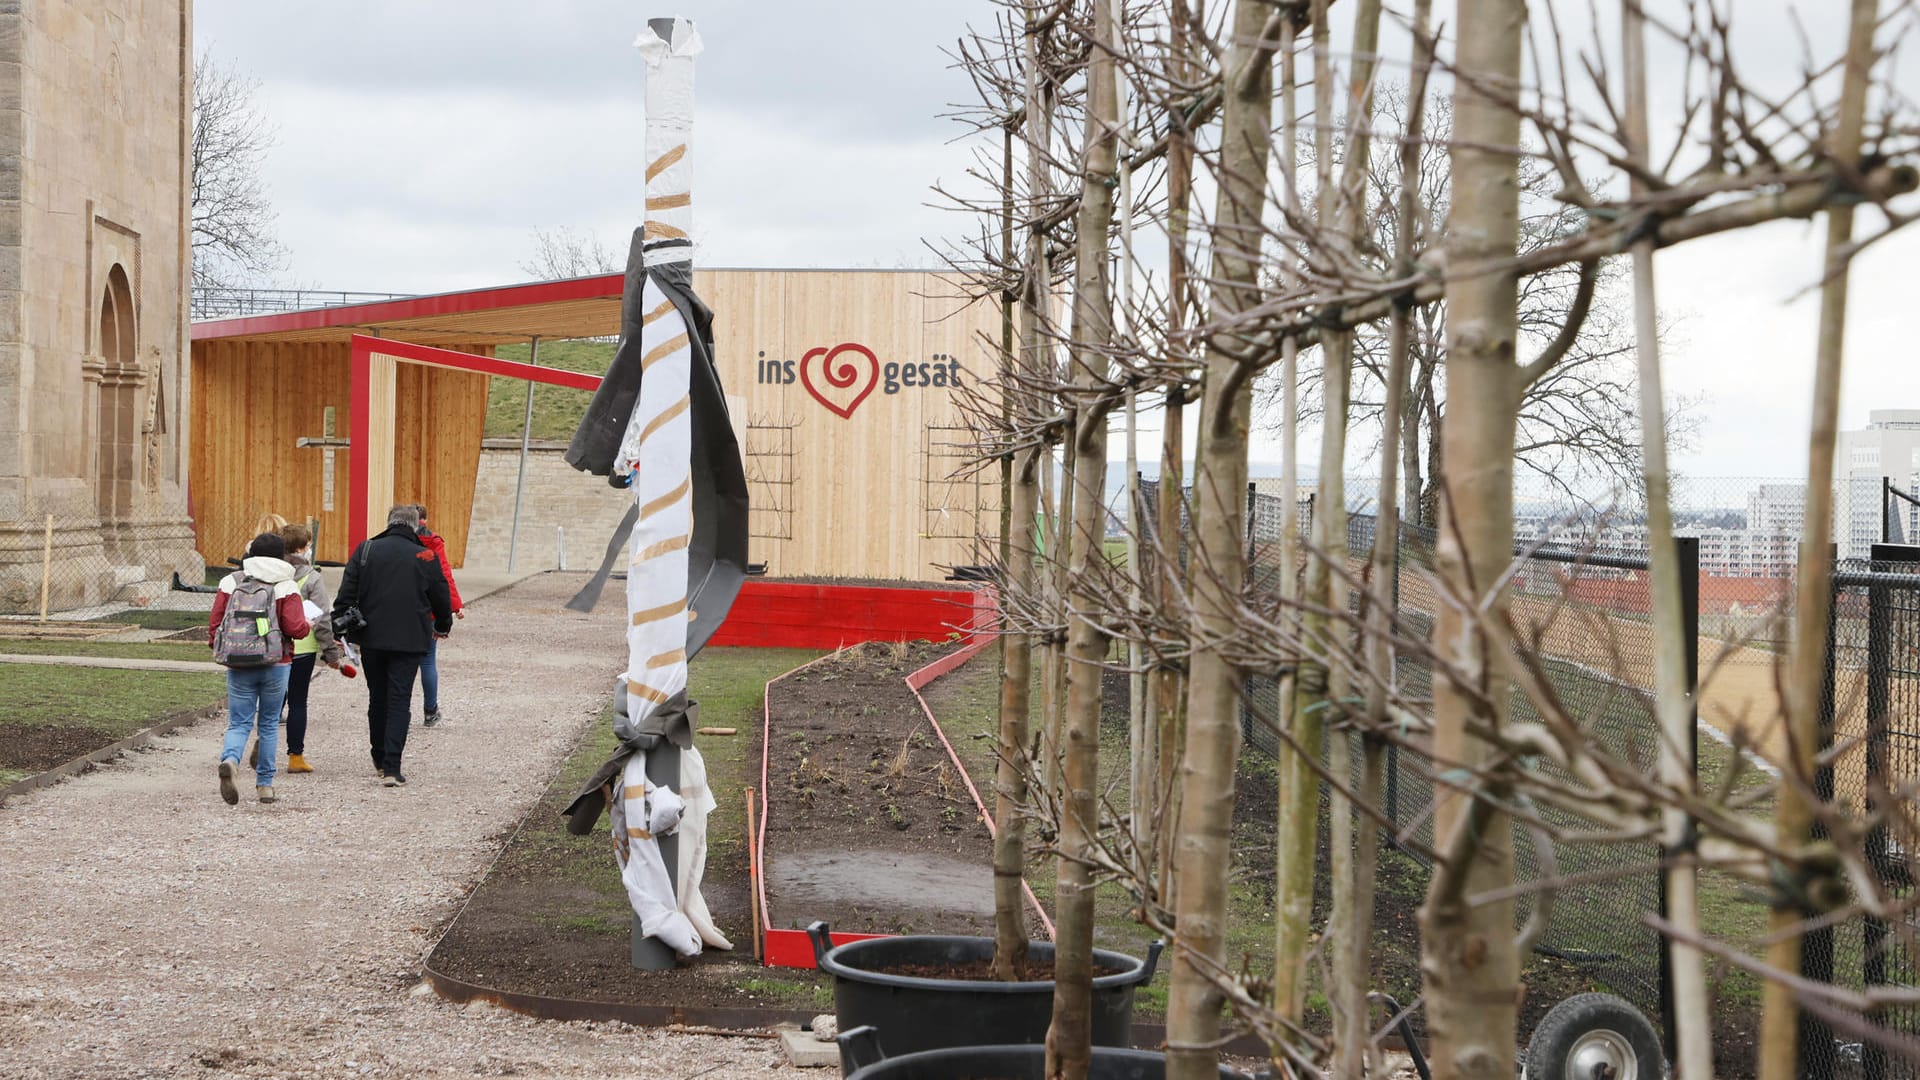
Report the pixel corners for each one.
[0,640,214,662]
[0,664,224,731]
[485,339,615,441]
[0,662,227,786]
[92,608,212,631]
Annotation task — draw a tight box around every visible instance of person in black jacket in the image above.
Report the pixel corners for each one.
[332,504,452,786]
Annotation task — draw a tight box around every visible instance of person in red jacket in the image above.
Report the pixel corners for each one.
[207,531,312,806]
[412,504,463,727]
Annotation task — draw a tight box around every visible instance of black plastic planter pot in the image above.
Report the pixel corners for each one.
[809,922,1161,1066]
[837,1028,1243,1080]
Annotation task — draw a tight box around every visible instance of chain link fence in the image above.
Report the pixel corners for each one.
[0,509,210,622]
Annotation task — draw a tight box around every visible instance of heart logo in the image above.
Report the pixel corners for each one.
[799,342,880,420]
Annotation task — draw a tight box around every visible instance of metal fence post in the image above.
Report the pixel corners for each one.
[1800,544,1842,1080]
[1656,536,1700,1065]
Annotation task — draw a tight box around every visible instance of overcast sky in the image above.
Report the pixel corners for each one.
[195,1,1919,488]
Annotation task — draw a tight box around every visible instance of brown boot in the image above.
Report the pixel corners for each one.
[287,754,313,773]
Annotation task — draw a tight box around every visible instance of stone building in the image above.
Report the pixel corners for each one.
[0,1,201,612]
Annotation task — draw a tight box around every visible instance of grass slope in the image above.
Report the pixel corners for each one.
[484,339,616,441]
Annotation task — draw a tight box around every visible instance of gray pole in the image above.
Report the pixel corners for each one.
[507,335,540,572]
[630,740,682,970]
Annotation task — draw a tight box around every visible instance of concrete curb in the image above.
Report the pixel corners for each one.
[0,702,222,806]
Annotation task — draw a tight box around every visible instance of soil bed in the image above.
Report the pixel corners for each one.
[763,638,994,938]
[0,722,128,774]
[429,646,837,1012]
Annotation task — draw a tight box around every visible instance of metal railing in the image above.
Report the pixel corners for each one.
[191,286,410,321]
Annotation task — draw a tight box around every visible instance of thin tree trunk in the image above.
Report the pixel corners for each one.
[1419,2,1523,1078]
[1118,54,1151,873]
[1326,0,1383,1071]
[994,445,1040,980]
[1618,2,1711,1074]
[1757,2,1878,1075]
[1166,2,1274,1077]
[1340,1,1420,1073]
[992,17,1055,978]
[1403,354,1429,529]
[1045,0,1118,1069]
[999,125,1016,595]
[1270,6,1312,1030]
[1152,0,1195,911]
[1047,419,1077,797]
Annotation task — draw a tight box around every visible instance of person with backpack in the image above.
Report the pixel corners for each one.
[207,532,312,806]
[410,504,463,728]
[332,504,452,787]
[279,523,344,772]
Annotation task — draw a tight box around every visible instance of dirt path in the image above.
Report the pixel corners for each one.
[0,572,806,1079]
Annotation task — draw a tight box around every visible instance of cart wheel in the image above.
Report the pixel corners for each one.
[1522,993,1664,1080]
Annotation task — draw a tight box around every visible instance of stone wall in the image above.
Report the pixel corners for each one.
[0,0,199,611]
[462,441,632,571]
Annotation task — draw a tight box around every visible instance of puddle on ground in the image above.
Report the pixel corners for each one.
[771,849,994,916]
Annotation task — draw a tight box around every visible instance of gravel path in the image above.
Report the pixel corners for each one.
[0,572,809,1079]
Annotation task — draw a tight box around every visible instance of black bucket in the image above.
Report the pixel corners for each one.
[836,1028,1243,1079]
[810,922,1161,1068]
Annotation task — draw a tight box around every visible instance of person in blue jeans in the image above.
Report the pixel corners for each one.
[207,531,311,805]
[411,505,463,727]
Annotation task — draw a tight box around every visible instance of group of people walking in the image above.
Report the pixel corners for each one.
[206,504,461,805]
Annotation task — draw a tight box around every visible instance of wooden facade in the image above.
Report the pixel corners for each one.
[189,340,492,565]
[189,269,1001,581]
[706,270,1001,580]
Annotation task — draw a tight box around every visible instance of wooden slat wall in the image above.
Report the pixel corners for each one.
[390,358,490,566]
[189,339,492,567]
[695,269,1003,581]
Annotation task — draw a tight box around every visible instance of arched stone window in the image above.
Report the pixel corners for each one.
[95,264,139,518]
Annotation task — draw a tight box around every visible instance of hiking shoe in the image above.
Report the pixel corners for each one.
[423,710,442,728]
[218,760,239,805]
[256,785,277,804]
[287,754,313,774]
[382,771,407,787]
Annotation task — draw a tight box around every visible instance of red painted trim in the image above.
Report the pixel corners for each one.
[764,928,888,970]
[708,581,985,649]
[350,334,604,389]
[191,274,624,341]
[344,335,603,548]
[900,603,1055,941]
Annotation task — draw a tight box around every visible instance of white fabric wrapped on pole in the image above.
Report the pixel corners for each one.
[609,751,700,957]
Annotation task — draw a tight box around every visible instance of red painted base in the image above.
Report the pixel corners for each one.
[708,580,987,649]
[763,927,888,970]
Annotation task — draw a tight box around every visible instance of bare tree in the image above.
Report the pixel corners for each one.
[1260,94,1700,522]
[519,226,621,280]
[190,50,284,291]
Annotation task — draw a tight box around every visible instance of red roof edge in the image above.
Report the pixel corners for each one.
[189,273,626,342]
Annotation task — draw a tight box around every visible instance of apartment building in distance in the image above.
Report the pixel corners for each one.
[1835,409,1920,559]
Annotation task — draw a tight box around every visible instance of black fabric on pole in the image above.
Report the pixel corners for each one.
[564,228,749,659]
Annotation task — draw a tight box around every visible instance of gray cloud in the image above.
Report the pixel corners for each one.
[195,0,987,140]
